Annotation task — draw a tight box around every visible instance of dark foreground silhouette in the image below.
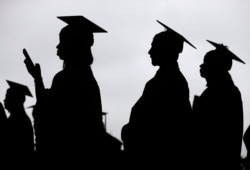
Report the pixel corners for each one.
[242,125,250,170]
[192,40,244,170]
[0,80,34,165]
[24,15,122,167]
[121,20,196,168]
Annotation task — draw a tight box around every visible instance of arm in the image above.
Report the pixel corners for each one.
[23,48,45,100]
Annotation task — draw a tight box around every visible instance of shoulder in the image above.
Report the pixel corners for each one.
[53,70,65,80]
[50,70,68,90]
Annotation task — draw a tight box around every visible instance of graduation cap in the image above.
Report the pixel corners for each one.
[6,80,33,97]
[156,20,196,49]
[57,15,107,33]
[207,40,245,64]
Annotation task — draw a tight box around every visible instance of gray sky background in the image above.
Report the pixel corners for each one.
[1,0,250,156]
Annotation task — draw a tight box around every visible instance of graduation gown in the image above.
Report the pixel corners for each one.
[33,66,108,159]
[6,111,34,154]
[192,73,243,170]
[122,63,192,167]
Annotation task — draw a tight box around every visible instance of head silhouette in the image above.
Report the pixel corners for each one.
[200,40,245,79]
[149,31,184,66]
[4,80,32,113]
[56,16,107,65]
[57,25,94,63]
[148,20,196,66]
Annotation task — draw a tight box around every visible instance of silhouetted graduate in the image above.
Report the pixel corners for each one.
[0,102,7,156]
[192,40,244,170]
[242,125,250,169]
[3,80,34,156]
[121,20,196,168]
[24,15,121,166]
[0,102,7,123]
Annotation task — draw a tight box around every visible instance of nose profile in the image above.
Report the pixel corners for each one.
[148,48,152,55]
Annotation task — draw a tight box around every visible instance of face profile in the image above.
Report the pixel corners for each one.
[148,35,167,66]
[148,32,183,66]
[148,20,196,67]
[199,51,219,79]
[56,16,107,65]
[200,40,245,79]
